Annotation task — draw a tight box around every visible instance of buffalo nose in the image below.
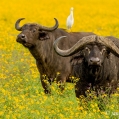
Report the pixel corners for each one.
[89,57,100,64]
[18,34,26,40]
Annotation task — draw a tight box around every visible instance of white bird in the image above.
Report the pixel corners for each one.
[66,7,74,30]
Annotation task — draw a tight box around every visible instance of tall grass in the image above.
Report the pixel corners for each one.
[0,0,119,118]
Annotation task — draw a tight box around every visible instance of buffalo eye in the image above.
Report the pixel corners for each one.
[85,47,89,50]
[32,29,36,33]
[102,48,106,52]
[85,47,90,52]
[101,47,106,54]
[83,46,91,56]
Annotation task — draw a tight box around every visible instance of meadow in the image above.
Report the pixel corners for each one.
[0,0,119,118]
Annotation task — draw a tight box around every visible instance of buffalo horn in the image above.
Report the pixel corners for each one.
[15,18,25,31]
[54,35,119,57]
[53,35,97,57]
[97,36,119,57]
[40,18,59,31]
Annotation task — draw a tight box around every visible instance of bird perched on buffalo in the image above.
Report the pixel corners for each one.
[66,7,74,31]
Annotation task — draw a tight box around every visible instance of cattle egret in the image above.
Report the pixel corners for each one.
[66,7,74,30]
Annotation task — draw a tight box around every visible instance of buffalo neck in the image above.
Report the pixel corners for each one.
[83,60,104,85]
[28,39,54,61]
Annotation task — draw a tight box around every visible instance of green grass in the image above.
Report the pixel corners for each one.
[0,73,119,119]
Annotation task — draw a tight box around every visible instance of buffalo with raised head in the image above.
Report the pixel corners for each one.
[15,18,95,94]
[53,35,119,98]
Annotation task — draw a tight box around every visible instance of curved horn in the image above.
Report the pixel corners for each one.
[40,18,59,31]
[53,35,97,57]
[97,36,119,57]
[15,18,25,31]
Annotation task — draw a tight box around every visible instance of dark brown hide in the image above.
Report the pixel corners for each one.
[15,18,95,93]
[53,35,119,97]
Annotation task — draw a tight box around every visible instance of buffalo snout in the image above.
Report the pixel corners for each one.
[89,57,101,66]
[17,34,26,43]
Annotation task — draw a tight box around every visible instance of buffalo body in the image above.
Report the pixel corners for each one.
[54,35,119,97]
[15,18,95,93]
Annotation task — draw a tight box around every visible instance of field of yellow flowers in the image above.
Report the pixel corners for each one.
[0,0,119,118]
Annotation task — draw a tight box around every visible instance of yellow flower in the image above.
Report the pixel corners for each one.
[0,111,4,116]
[57,72,60,75]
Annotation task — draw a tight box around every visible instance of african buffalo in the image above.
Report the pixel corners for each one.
[15,18,95,94]
[53,35,119,98]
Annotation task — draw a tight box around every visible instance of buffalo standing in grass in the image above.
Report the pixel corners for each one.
[15,18,95,94]
[53,35,119,98]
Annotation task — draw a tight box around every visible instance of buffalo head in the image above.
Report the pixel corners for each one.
[53,35,119,76]
[15,18,59,48]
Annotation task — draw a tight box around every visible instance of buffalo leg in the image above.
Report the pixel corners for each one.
[56,74,66,92]
[40,75,51,94]
[75,81,90,98]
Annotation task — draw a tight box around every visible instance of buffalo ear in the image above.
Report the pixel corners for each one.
[38,31,50,40]
[70,54,84,66]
